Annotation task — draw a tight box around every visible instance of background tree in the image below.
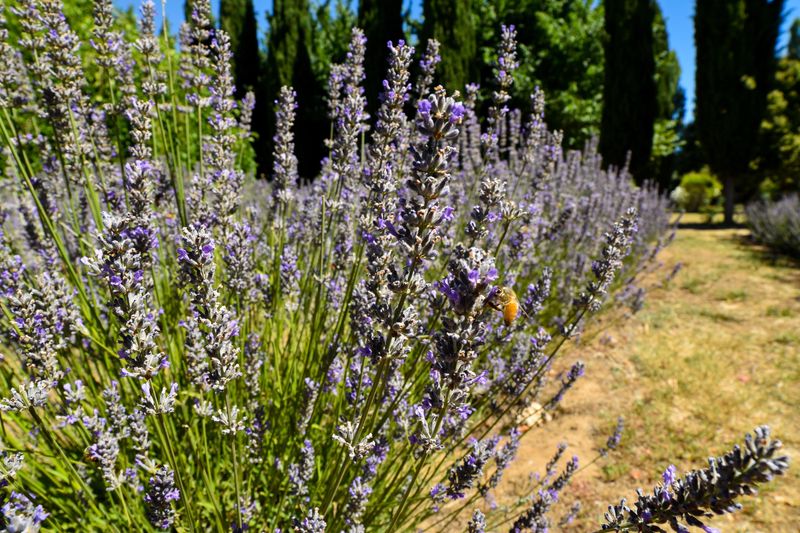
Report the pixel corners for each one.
[219,0,260,97]
[651,2,685,190]
[694,0,784,224]
[311,0,357,66]
[358,0,404,122]
[599,0,657,183]
[260,0,326,178]
[422,0,477,91]
[790,17,800,59]
[474,0,605,150]
[754,17,800,196]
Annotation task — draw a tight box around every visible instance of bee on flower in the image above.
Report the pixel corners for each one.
[487,286,524,325]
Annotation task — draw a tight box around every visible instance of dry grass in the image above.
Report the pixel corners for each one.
[487,217,800,531]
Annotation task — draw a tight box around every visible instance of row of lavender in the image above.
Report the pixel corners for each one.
[0,0,788,531]
[746,195,800,258]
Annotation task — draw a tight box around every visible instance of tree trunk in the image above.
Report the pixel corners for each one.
[723,175,736,225]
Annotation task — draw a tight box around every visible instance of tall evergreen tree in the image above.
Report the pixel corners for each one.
[259,0,326,178]
[651,2,684,189]
[695,0,784,223]
[358,0,404,121]
[219,0,260,97]
[754,16,800,195]
[599,0,657,182]
[653,5,682,122]
[422,0,477,92]
[789,18,800,60]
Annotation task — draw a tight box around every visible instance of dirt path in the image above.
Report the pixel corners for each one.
[494,225,800,531]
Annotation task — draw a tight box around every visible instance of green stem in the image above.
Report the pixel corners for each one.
[227,396,244,531]
[155,412,197,531]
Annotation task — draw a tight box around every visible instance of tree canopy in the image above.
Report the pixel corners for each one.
[695,0,784,222]
[599,0,657,182]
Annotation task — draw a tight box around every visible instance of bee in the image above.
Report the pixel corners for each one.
[487,286,524,326]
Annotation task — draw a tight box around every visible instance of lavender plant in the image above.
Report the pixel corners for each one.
[601,426,789,533]
[745,194,800,258]
[0,1,787,531]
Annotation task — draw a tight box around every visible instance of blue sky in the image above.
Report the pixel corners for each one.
[115,0,800,119]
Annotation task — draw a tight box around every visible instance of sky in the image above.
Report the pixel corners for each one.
[115,0,800,120]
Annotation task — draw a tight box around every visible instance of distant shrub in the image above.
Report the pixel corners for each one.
[746,194,800,257]
[670,168,722,212]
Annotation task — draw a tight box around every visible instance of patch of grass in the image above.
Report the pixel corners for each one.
[601,462,630,482]
[717,289,747,302]
[681,277,706,294]
[697,308,740,322]
[766,306,794,317]
[772,332,799,346]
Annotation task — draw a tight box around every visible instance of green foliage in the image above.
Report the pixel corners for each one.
[260,0,327,178]
[358,0,404,121]
[754,18,800,197]
[671,168,723,213]
[311,0,357,65]
[220,0,260,96]
[650,2,685,190]
[652,119,684,161]
[219,0,246,55]
[599,0,657,182]
[653,6,682,122]
[694,0,785,223]
[423,0,477,91]
[475,0,605,150]
[789,17,800,60]
[4,0,139,103]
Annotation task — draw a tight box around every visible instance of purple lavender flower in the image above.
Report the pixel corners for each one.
[602,426,790,532]
[601,416,625,457]
[144,465,180,530]
[294,507,326,532]
[544,361,585,411]
[1,492,48,532]
[271,86,299,209]
[468,509,486,533]
[662,464,677,486]
[288,439,315,498]
[415,39,441,103]
[345,476,372,526]
[442,437,498,500]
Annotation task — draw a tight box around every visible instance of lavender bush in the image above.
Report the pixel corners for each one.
[746,194,800,258]
[0,2,787,531]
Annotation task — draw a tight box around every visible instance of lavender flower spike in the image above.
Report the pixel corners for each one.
[602,426,790,532]
[144,465,180,530]
[271,86,299,209]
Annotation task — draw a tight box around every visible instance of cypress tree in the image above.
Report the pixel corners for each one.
[259,0,326,178]
[358,0,404,121]
[599,0,657,182]
[653,5,682,122]
[695,0,784,223]
[220,0,260,97]
[789,18,800,60]
[651,2,684,189]
[754,20,800,194]
[422,0,477,92]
